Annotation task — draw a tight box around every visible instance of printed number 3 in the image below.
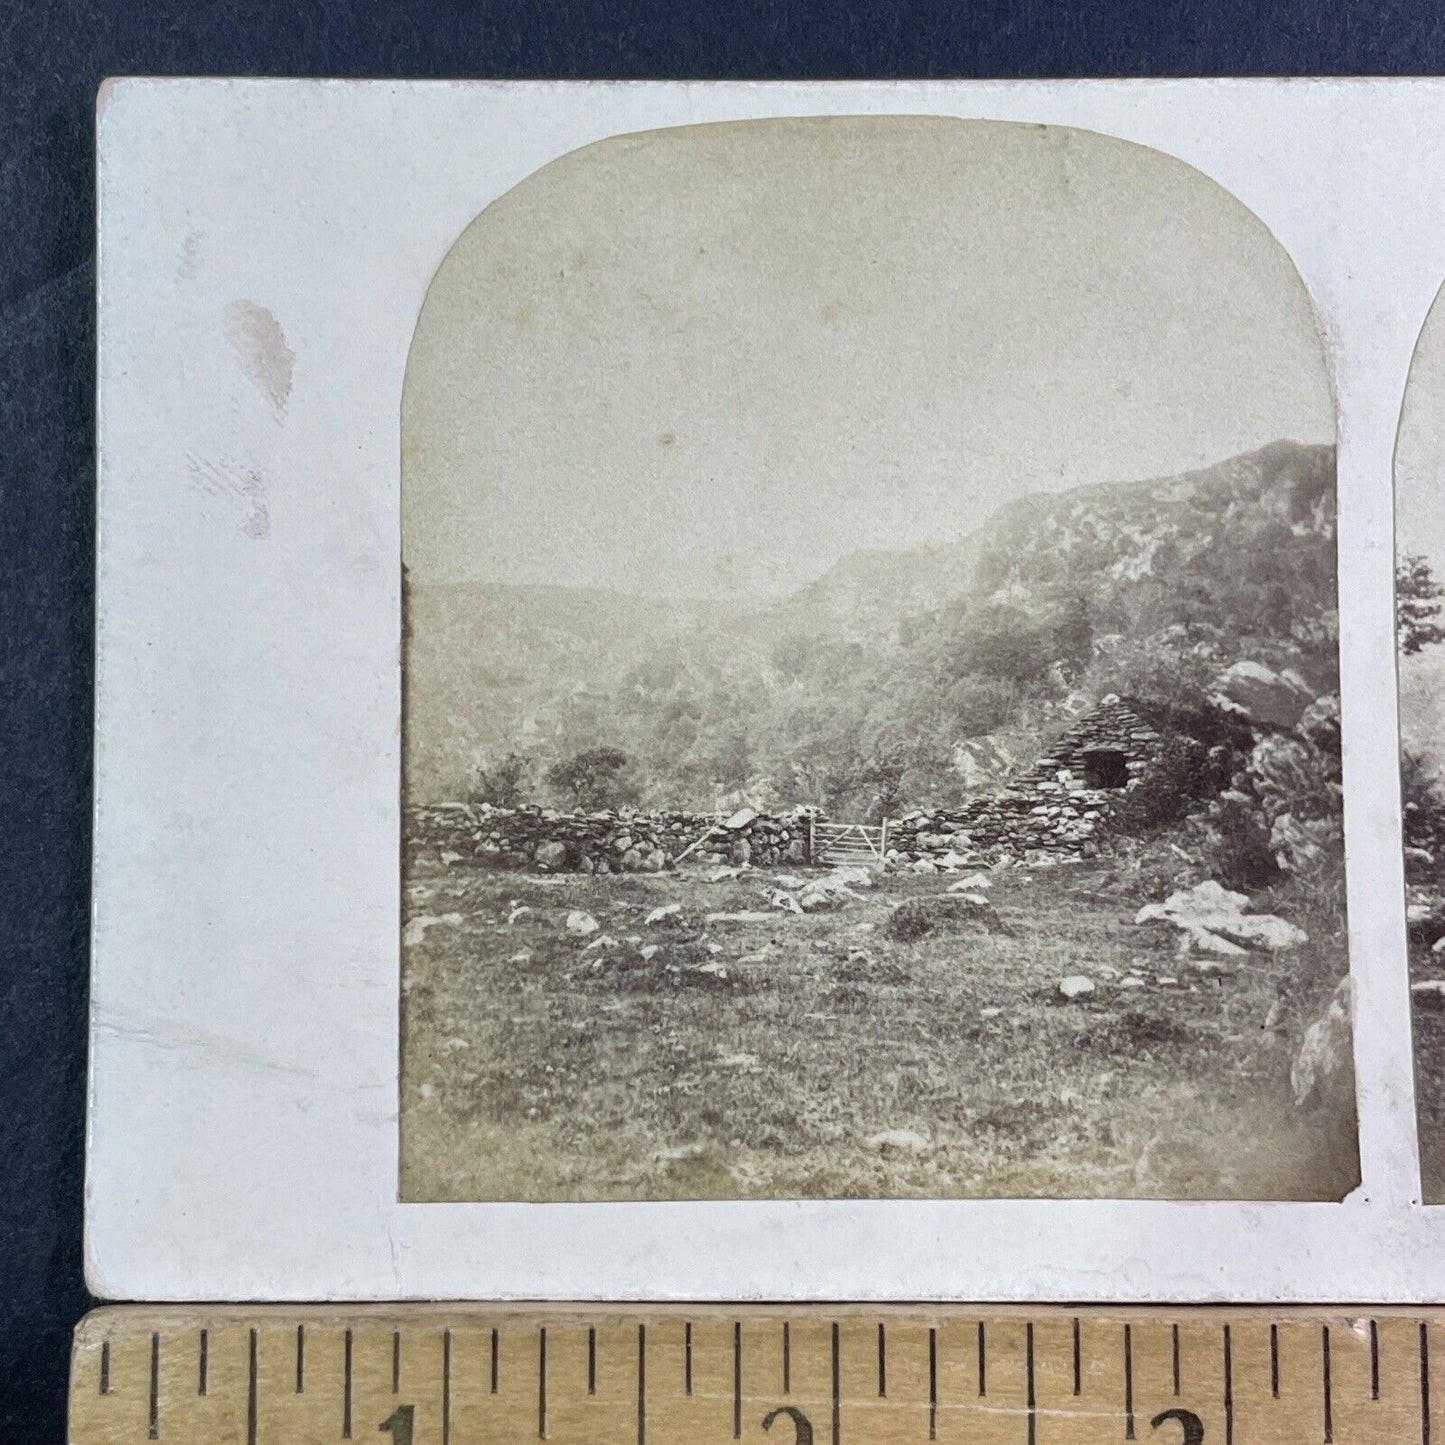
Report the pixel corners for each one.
[1151,1407,1205,1444]
[379,1404,415,1445]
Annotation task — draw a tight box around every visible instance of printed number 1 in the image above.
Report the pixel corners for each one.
[379,1404,415,1444]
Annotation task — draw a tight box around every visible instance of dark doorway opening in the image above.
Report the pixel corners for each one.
[1081,748,1131,789]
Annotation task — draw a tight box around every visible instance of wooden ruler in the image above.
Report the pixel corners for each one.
[69,1305,1444,1445]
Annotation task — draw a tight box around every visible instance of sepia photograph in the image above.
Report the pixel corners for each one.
[398,116,1356,1203]
[1395,281,1445,1202]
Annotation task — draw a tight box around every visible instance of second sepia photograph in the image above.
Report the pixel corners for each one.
[398,116,1356,1203]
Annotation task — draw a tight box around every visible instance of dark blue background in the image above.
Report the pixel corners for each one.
[5,1,1443,1437]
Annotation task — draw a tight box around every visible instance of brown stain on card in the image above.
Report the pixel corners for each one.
[224,299,294,413]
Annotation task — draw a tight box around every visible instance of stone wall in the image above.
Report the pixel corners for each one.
[405,803,812,873]
[407,698,1163,873]
[888,696,1161,865]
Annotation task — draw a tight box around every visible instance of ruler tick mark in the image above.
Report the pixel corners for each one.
[928,1327,937,1442]
[1322,1325,1334,1443]
[1370,1319,1380,1401]
[686,1321,693,1396]
[1074,1317,1082,1396]
[246,1328,257,1445]
[1124,1323,1135,1441]
[296,1323,305,1394]
[343,1327,353,1440]
[1271,1323,1280,1399]
[538,1326,547,1441]
[1172,1323,1181,1397]
[148,1331,159,1440]
[877,1321,886,1398]
[1422,1322,1432,1445]
[831,1322,840,1445]
[492,1327,499,1395]
[733,1322,742,1440]
[1026,1322,1037,1445]
[99,1340,110,1396]
[637,1324,647,1445]
[588,1326,596,1396]
[392,1329,401,1394]
[443,1328,452,1445]
[978,1321,987,1397]
[781,1321,789,1395]
[1224,1324,1234,1445]
[198,1329,208,1397]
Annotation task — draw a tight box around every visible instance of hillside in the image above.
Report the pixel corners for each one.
[404,440,1339,811]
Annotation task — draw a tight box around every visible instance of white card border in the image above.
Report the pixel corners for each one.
[89,76,1439,1301]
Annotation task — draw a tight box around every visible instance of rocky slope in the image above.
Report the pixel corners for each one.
[405,440,1340,810]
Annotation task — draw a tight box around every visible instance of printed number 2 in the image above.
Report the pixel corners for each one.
[762,1405,814,1445]
[1150,1407,1205,1444]
[379,1404,415,1445]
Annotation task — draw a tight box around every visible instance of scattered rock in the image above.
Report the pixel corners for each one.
[1058,975,1096,1000]
[639,944,660,962]
[582,934,619,952]
[565,910,600,936]
[797,876,866,911]
[1120,976,1146,989]
[1412,979,1445,1007]
[705,910,774,924]
[864,1128,929,1152]
[505,902,533,926]
[644,903,682,925]
[1291,977,1353,1106]
[534,840,568,870]
[980,1006,1003,1020]
[401,912,463,947]
[774,874,805,890]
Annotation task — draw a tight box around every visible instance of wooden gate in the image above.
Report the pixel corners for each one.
[809,819,888,867]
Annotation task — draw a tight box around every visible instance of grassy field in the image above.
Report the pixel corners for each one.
[399,859,1357,1202]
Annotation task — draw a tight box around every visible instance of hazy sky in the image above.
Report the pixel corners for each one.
[1397,283,1445,762]
[403,116,1333,599]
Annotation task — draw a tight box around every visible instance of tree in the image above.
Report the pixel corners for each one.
[545,746,636,810]
[1399,554,1445,655]
[467,753,533,808]
[856,743,918,821]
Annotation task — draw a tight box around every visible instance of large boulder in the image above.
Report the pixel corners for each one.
[1210,659,1316,728]
[1136,879,1307,953]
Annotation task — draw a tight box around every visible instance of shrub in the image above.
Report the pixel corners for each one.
[1207,797,1283,891]
[1099,735,1216,836]
[467,752,534,808]
[544,746,640,810]
[1402,751,1445,886]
